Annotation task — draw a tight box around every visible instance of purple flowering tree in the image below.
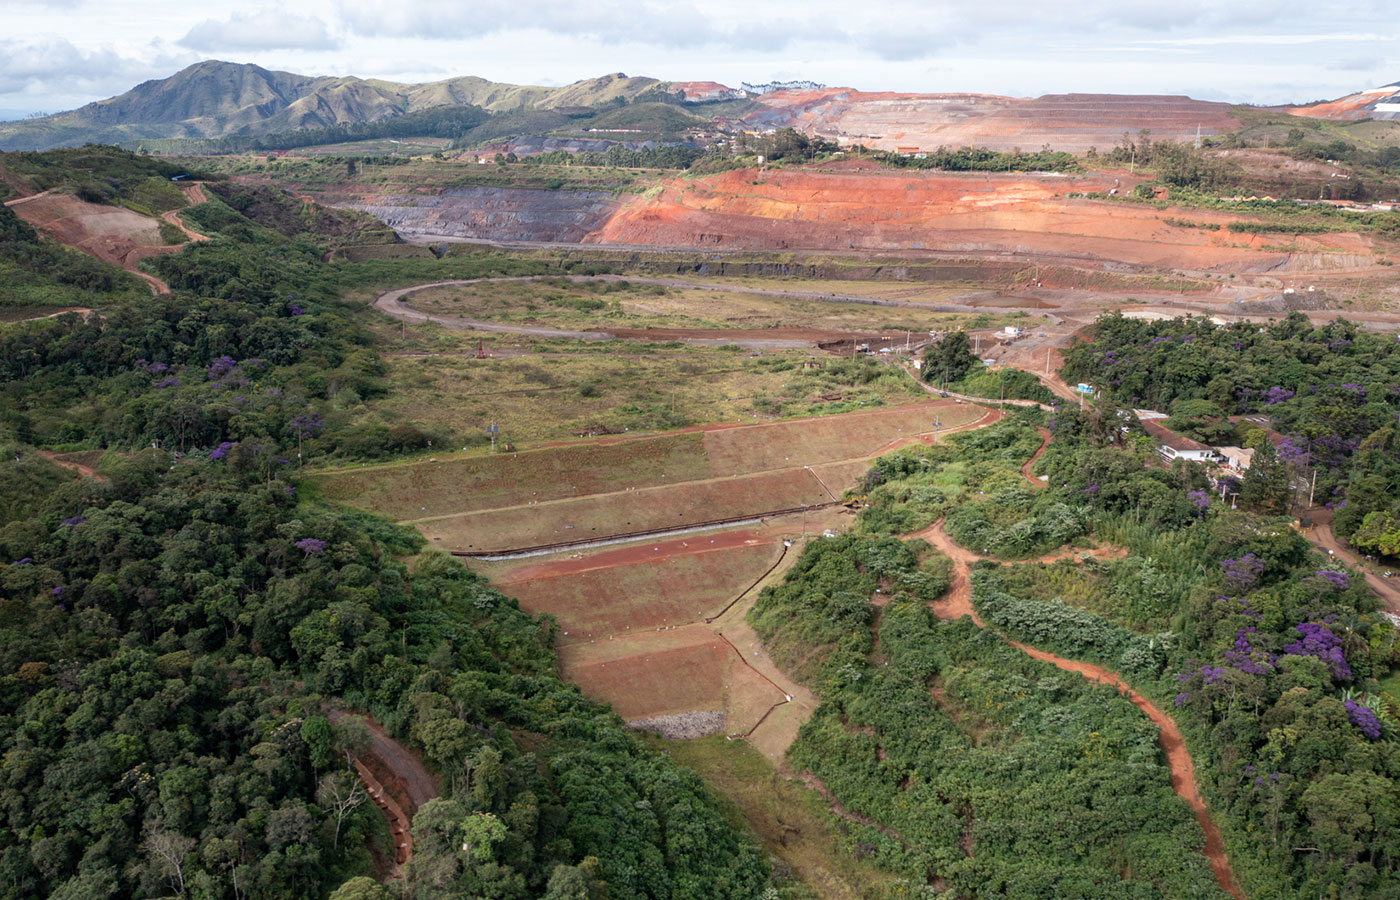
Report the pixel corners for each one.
[1282,622,1352,681]
[295,538,327,557]
[1224,627,1276,675]
[1312,569,1351,591]
[1276,434,1310,466]
[1263,386,1294,405]
[1341,690,1387,741]
[1221,554,1265,592]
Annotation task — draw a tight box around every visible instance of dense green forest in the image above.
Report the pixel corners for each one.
[1060,312,1400,555]
[0,148,768,899]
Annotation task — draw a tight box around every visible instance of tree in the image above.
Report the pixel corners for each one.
[459,811,508,866]
[1353,510,1400,558]
[329,877,393,900]
[317,772,367,849]
[922,331,977,384]
[1240,439,1290,513]
[301,715,335,770]
[142,825,195,898]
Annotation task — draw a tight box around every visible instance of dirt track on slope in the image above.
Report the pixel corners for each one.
[36,450,102,480]
[1020,426,1051,486]
[1306,516,1400,616]
[328,711,439,876]
[910,517,1244,899]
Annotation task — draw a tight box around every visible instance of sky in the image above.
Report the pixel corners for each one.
[0,0,1396,119]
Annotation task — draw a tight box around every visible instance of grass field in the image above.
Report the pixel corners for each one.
[403,276,1026,333]
[315,400,980,525]
[414,465,836,553]
[349,339,932,448]
[317,431,712,520]
[646,734,903,900]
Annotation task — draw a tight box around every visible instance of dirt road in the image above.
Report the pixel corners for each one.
[910,518,1244,899]
[37,450,102,480]
[1021,426,1051,487]
[328,711,438,875]
[373,276,948,350]
[1307,518,1400,616]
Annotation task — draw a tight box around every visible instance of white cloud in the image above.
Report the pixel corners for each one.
[0,36,195,99]
[180,9,340,52]
[0,0,1397,115]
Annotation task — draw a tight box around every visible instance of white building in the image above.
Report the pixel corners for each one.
[1142,420,1216,463]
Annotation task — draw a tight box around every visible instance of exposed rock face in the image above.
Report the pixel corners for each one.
[346,187,624,243]
[336,165,1382,277]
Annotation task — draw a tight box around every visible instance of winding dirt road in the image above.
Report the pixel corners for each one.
[1306,517,1400,616]
[372,276,942,350]
[911,517,1244,899]
[1020,426,1051,487]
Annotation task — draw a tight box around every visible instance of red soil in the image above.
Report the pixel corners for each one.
[588,167,1378,274]
[561,628,731,718]
[1281,89,1398,120]
[496,535,781,640]
[1009,642,1244,899]
[37,449,101,480]
[668,81,742,101]
[328,711,439,873]
[1021,426,1051,486]
[1304,514,1400,616]
[9,192,179,294]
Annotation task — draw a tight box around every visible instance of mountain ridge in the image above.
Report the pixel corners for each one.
[0,61,663,151]
[2,60,1394,153]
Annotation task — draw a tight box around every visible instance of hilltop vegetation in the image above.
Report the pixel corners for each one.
[0,149,772,900]
[750,399,1400,898]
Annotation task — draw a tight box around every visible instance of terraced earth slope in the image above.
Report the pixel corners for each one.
[741,89,1244,153]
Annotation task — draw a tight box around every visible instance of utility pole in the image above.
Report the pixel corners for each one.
[1308,468,1317,508]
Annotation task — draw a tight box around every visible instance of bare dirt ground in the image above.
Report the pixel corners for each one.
[589,168,1386,279]
[1021,426,1051,486]
[481,400,1002,761]
[328,711,439,875]
[744,89,1242,154]
[160,183,210,243]
[36,449,102,480]
[1303,510,1400,616]
[8,192,178,294]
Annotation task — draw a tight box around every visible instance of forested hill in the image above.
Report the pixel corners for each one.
[0,148,766,900]
[0,61,664,151]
